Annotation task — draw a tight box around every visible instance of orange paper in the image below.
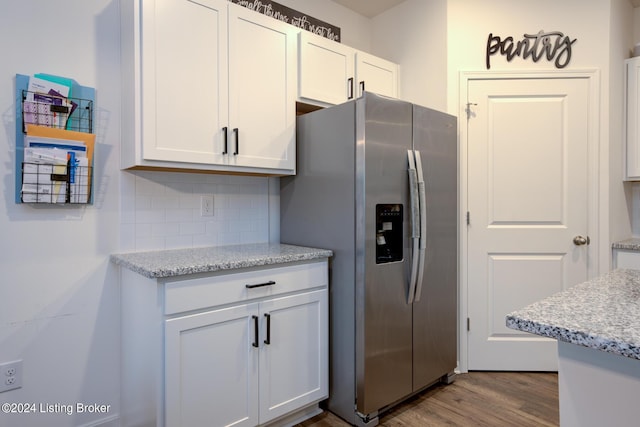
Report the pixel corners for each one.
[26,124,95,167]
[26,124,96,201]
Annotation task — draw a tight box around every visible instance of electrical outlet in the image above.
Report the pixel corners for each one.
[0,360,22,393]
[200,195,214,217]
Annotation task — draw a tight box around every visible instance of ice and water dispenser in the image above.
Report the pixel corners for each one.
[375,204,403,264]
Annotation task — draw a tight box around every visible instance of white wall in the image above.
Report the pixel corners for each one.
[447,0,612,104]
[371,0,449,111]
[0,2,121,427]
[0,1,636,426]
[446,0,619,273]
[0,2,374,427]
[278,0,372,51]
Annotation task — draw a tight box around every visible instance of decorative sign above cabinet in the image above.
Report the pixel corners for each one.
[486,30,577,70]
[230,0,341,41]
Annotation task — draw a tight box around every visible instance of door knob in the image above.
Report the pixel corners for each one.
[573,235,590,246]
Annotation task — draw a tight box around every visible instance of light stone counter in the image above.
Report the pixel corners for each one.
[111,243,333,278]
[506,269,640,427]
[506,269,640,360]
[612,237,640,252]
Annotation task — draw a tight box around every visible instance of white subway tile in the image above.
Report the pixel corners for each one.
[135,236,166,251]
[179,222,206,235]
[152,222,179,237]
[135,223,152,237]
[165,235,193,249]
[165,208,193,222]
[136,209,165,224]
[129,171,270,251]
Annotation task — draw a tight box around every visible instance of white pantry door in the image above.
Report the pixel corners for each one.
[466,74,592,371]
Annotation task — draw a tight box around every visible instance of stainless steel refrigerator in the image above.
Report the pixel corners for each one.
[280,92,457,426]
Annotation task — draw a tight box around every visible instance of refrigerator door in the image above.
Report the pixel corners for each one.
[355,93,415,416]
[411,105,458,390]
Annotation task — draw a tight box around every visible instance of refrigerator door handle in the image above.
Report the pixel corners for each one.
[407,150,420,304]
[413,150,427,302]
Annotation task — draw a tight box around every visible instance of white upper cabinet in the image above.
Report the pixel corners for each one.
[227,5,297,172]
[140,0,228,166]
[121,0,297,175]
[626,56,640,180]
[355,50,399,99]
[298,32,355,105]
[297,31,399,106]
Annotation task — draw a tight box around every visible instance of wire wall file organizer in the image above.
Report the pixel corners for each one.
[21,162,92,204]
[15,73,96,205]
[21,90,93,134]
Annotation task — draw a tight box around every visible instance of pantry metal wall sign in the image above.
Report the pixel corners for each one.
[230,0,341,42]
[485,30,577,69]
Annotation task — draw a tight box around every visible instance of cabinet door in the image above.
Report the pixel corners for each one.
[165,303,259,427]
[141,0,229,164]
[298,32,355,105]
[355,51,399,99]
[259,289,328,423]
[227,4,297,172]
[627,57,640,180]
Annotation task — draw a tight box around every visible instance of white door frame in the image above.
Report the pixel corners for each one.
[458,70,601,373]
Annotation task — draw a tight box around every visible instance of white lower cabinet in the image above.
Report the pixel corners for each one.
[613,248,640,269]
[164,303,259,427]
[120,259,329,427]
[165,290,328,427]
[259,291,327,422]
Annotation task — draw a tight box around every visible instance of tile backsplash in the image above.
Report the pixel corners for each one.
[120,170,272,251]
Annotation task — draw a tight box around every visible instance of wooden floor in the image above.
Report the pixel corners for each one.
[297,372,558,427]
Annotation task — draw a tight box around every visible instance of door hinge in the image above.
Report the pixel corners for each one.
[466,211,470,225]
[465,102,477,119]
[467,317,470,331]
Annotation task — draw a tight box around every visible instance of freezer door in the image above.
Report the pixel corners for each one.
[355,93,414,416]
[411,105,458,390]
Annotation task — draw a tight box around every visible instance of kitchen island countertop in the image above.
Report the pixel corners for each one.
[612,237,640,251]
[111,243,333,279]
[506,269,640,360]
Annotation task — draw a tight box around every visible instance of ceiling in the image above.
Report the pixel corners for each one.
[331,0,407,18]
[333,0,640,17]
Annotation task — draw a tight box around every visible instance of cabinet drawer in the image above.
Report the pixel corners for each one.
[163,260,328,315]
[614,249,640,270]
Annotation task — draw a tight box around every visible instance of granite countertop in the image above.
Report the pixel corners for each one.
[612,237,640,251]
[111,243,333,279]
[506,269,640,360]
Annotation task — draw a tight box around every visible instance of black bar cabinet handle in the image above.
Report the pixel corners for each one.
[245,280,276,289]
[264,313,271,345]
[233,128,239,155]
[347,77,354,99]
[359,80,365,96]
[222,126,228,154]
[252,315,259,348]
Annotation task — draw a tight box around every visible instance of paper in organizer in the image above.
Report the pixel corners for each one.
[21,132,91,203]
